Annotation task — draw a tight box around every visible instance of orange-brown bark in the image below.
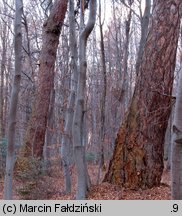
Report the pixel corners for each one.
[19,0,68,159]
[104,0,181,189]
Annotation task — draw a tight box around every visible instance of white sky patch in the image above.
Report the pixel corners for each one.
[100,0,146,27]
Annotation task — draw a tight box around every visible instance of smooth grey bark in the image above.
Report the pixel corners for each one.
[136,0,151,75]
[164,112,173,169]
[44,89,55,168]
[61,0,78,194]
[72,0,97,200]
[90,30,99,165]
[97,0,106,184]
[171,26,182,199]
[0,18,7,138]
[4,0,23,200]
[171,76,182,199]
[112,0,122,80]
[121,7,132,110]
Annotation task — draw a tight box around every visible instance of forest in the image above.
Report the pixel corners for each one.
[0,0,182,200]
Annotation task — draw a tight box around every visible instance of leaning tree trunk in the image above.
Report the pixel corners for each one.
[171,26,182,200]
[72,0,96,200]
[16,0,68,165]
[104,0,181,189]
[4,0,23,200]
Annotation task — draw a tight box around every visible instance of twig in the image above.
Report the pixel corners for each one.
[152,90,176,100]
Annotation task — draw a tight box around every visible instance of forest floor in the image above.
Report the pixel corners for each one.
[0,163,171,200]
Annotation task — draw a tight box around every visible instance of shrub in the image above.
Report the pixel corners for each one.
[0,138,7,177]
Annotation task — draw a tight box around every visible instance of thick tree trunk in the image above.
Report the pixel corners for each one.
[104,0,181,189]
[72,0,96,199]
[4,0,23,200]
[17,0,68,161]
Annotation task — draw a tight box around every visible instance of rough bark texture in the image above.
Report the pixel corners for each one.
[104,0,181,189]
[17,0,68,162]
[4,0,23,199]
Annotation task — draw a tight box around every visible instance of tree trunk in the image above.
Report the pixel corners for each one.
[17,0,68,162]
[72,0,96,199]
[61,0,78,194]
[0,10,8,138]
[135,0,151,76]
[44,88,55,168]
[97,0,107,183]
[121,7,132,110]
[104,0,181,189]
[164,110,173,170]
[171,25,182,200]
[4,0,23,200]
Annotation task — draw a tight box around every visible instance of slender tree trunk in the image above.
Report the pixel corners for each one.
[4,0,23,200]
[135,0,151,76]
[121,8,132,110]
[44,88,55,168]
[17,0,68,163]
[0,19,8,138]
[61,0,78,194]
[0,47,5,138]
[72,0,96,200]
[97,0,107,183]
[104,0,181,189]
[90,30,99,164]
[112,0,122,80]
[164,111,173,170]
[171,25,182,200]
